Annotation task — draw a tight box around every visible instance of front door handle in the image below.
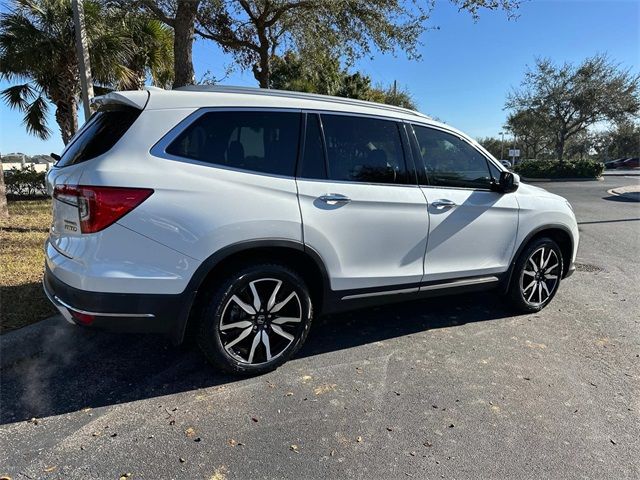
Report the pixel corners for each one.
[319,193,351,205]
[431,199,457,209]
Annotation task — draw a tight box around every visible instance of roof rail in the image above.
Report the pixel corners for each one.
[174,84,430,120]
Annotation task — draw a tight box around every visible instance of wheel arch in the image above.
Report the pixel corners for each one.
[503,224,574,293]
[174,240,330,344]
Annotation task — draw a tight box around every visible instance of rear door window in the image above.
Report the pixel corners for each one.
[166,111,301,177]
[320,114,408,184]
[57,106,141,168]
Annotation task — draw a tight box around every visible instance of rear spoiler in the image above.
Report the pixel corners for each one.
[90,89,150,111]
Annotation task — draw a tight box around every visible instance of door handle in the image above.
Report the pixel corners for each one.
[431,199,457,209]
[319,193,351,205]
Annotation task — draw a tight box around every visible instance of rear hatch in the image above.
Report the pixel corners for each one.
[48,91,149,258]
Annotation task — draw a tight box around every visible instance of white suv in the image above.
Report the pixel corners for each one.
[44,86,578,374]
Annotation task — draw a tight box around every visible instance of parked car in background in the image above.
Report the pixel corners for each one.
[604,158,629,169]
[43,86,579,375]
[620,157,639,169]
[500,160,512,168]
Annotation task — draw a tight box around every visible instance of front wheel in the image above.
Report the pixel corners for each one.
[197,264,313,375]
[508,237,564,313]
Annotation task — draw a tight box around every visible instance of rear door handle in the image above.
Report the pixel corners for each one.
[319,193,351,205]
[431,199,457,209]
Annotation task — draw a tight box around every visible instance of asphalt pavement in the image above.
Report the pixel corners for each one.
[1,177,639,480]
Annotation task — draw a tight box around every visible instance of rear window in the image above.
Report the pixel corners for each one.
[165,111,301,177]
[56,106,141,168]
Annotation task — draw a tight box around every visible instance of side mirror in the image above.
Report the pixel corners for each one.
[494,171,519,193]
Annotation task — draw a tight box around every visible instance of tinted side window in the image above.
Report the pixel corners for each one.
[412,125,492,189]
[299,114,327,179]
[321,114,407,184]
[57,106,141,167]
[166,111,301,176]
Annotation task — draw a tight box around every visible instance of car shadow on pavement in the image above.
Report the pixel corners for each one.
[0,292,517,425]
[602,195,640,203]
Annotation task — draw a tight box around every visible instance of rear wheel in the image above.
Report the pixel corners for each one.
[197,264,313,375]
[508,237,564,313]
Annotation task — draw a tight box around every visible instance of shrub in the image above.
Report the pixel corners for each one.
[514,159,604,179]
[4,166,47,197]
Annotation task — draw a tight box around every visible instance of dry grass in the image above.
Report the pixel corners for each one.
[0,199,56,334]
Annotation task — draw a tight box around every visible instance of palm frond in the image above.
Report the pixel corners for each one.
[1,83,37,110]
[23,94,51,140]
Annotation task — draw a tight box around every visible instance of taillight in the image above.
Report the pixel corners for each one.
[70,310,94,325]
[54,185,153,233]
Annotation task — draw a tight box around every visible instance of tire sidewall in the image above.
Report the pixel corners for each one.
[198,264,313,375]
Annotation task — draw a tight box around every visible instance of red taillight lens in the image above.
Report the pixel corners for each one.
[70,310,94,325]
[54,185,153,233]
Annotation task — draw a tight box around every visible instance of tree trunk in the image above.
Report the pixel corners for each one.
[172,0,198,88]
[253,65,269,88]
[555,136,565,163]
[0,156,9,219]
[55,98,79,145]
[250,19,271,90]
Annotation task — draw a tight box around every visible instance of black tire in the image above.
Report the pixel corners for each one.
[508,237,564,313]
[197,263,313,375]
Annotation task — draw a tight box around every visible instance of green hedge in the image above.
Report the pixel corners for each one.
[514,159,604,179]
[4,166,47,197]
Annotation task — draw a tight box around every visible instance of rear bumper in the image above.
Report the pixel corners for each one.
[43,265,195,342]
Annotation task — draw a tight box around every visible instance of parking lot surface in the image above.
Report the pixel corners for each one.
[1,177,639,479]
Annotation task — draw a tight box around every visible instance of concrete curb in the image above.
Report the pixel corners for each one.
[522,177,603,183]
[607,186,640,201]
[0,315,65,368]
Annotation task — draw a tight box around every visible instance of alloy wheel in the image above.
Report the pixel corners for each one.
[219,278,302,365]
[519,246,560,306]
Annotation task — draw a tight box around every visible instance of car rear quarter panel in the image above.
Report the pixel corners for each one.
[79,108,304,264]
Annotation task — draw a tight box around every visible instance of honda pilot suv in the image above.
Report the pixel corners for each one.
[44,86,578,374]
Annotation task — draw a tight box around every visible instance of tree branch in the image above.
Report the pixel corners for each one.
[139,0,175,27]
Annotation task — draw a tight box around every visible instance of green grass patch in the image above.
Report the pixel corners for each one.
[0,199,56,334]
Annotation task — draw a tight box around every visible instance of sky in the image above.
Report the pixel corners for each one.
[1,0,639,155]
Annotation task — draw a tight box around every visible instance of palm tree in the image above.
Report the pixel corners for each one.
[114,13,174,91]
[0,0,135,145]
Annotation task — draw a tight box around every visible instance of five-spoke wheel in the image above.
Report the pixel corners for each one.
[197,264,312,374]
